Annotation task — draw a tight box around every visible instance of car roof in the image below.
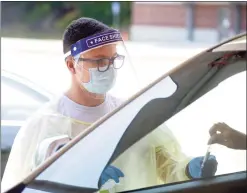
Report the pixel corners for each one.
[2,69,54,101]
[7,33,247,193]
[212,34,246,52]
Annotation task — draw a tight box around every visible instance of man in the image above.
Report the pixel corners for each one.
[2,18,218,193]
[2,17,126,192]
[208,122,246,150]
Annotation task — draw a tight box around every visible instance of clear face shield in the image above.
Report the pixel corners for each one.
[65,30,140,100]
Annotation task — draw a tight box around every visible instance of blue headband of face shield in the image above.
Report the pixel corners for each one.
[64,29,123,59]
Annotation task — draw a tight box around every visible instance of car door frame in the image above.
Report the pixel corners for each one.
[123,171,247,193]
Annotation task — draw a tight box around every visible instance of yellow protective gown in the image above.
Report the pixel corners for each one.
[111,126,191,192]
[1,98,97,192]
[1,98,192,193]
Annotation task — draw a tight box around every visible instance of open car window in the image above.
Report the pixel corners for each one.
[5,34,246,193]
[109,71,246,192]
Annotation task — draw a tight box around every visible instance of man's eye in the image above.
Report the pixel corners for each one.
[97,59,109,66]
[84,59,99,65]
[91,60,99,65]
[96,59,104,65]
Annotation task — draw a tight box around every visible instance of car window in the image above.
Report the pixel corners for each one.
[165,71,246,174]
[111,71,246,192]
[1,81,44,120]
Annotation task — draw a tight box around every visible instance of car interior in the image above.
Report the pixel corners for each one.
[108,51,246,164]
[5,34,247,193]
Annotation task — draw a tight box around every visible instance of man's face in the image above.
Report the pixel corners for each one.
[75,44,117,83]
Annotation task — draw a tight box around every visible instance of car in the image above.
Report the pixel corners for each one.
[4,33,247,193]
[1,70,54,177]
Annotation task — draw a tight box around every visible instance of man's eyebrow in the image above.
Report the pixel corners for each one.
[92,52,118,58]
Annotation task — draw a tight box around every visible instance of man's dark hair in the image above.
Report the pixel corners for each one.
[63,17,112,54]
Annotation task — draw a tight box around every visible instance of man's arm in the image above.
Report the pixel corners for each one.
[32,135,71,169]
[32,134,125,191]
[153,128,191,183]
[152,126,217,183]
[1,116,44,192]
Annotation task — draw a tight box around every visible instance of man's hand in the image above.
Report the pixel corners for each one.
[98,165,124,188]
[208,122,246,150]
[186,155,218,179]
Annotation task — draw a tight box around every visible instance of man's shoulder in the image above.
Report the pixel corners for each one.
[16,98,65,139]
[21,99,60,127]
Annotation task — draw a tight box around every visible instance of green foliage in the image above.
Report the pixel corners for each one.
[24,3,52,23]
[55,10,80,30]
[1,1,132,38]
[54,2,131,30]
[2,1,131,29]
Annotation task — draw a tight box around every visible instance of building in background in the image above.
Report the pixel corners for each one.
[130,2,246,43]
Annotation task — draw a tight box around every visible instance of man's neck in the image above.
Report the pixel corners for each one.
[65,85,105,107]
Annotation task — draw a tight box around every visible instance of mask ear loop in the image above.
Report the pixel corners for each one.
[73,54,89,82]
[73,54,80,68]
[73,54,86,83]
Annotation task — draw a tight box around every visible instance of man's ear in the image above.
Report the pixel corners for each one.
[66,57,76,74]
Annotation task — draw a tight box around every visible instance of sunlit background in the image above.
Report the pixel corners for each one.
[2,2,246,93]
[1,1,246,181]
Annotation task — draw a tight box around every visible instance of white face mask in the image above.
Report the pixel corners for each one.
[82,66,117,94]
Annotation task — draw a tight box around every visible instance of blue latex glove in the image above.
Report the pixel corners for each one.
[98,165,124,188]
[187,155,218,179]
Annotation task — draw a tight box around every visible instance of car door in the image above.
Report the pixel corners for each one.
[4,33,246,193]
[122,171,247,193]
